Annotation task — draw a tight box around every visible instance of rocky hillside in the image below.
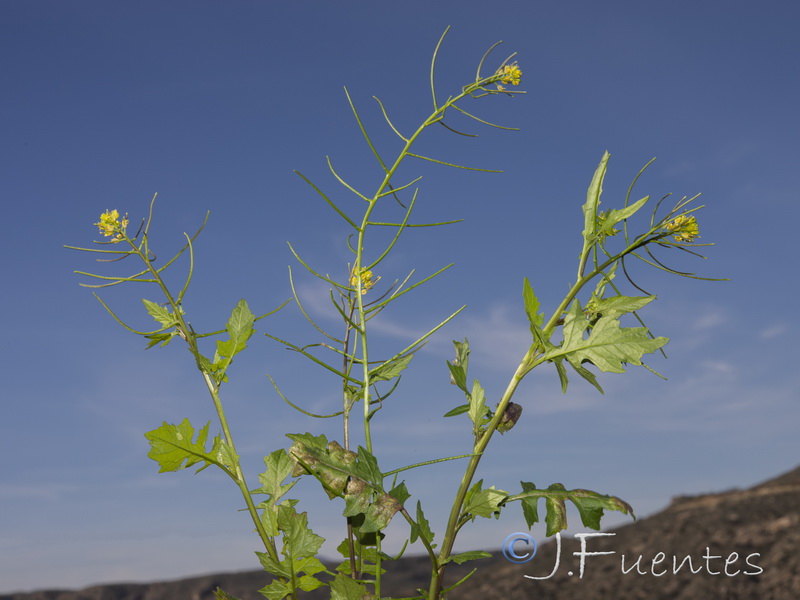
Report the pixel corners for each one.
[452,464,800,599]
[3,466,798,600]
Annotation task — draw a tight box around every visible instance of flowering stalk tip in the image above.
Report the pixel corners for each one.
[663,215,699,243]
[496,63,522,87]
[350,267,379,295]
[95,209,128,242]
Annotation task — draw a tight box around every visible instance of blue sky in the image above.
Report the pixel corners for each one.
[2,0,799,593]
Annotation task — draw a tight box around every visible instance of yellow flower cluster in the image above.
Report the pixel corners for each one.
[350,266,378,295]
[664,215,699,243]
[496,63,522,88]
[95,209,128,242]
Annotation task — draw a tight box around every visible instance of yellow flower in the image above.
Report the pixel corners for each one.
[664,215,699,243]
[497,63,522,86]
[350,267,379,295]
[95,209,128,242]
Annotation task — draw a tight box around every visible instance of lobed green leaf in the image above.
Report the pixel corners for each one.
[410,500,435,547]
[277,504,325,558]
[142,298,177,328]
[286,435,403,533]
[462,479,507,519]
[511,482,635,535]
[547,300,668,380]
[144,419,223,474]
[253,449,296,502]
[330,573,370,600]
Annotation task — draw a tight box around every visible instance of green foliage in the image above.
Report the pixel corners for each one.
[212,299,256,383]
[510,482,635,536]
[145,419,231,475]
[462,480,507,520]
[69,27,720,600]
[330,573,371,600]
[409,501,435,548]
[544,298,668,393]
[214,588,243,600]
[447,550,492,565]
[287,434,403,534]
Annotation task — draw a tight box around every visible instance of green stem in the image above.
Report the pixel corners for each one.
[428,234,654,598]
[353,74,502,453]
[128,238,282,567]
[429,360,528,599]
[345,71,512,596]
